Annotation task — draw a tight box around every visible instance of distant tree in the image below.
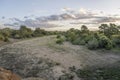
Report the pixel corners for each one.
[109,23,119,35]
[19,25,33,38]
[112,35,120,46]
[99,24,119,38]
[0,28,12,37]
[33,28,47,37]
[99,24,109,34]
[81,25,89,33]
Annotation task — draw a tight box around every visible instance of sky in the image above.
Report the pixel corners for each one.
[0,0,120,18]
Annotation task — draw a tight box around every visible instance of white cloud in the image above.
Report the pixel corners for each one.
[61,7,107,16]
[78,8,87,14]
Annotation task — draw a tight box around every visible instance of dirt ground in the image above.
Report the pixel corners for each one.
[0,36,120,80]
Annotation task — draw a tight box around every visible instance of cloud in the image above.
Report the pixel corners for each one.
[61,7,88,14]
[2,7,120,30]
[78,8,87,14]
[61,7,107,17]
[61,7,96,16]
[61,7,75,14]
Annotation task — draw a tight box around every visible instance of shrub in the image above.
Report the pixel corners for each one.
[58,73,74,80]
[76,67,120,80]
[72,37,81,45]
[76,69,91,78]
[0,34,5,41]
[56,38,64,44]
[69,66,76,72]
[4,37,9,42]
[19,25,33,38]
[84,35,94,43]
[87,37,99,50]
[65,31,77,42]
[112,35,120,46]
[56,34,61,39]
[13,34,21,39]
[33,28,47,37]
[79,39,86,45]
[99,35,113,50]
[0,28,12,37]
[70,33,77,42]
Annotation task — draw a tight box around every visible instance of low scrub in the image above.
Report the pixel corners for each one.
[76,67,120,80]
[62,23,120,50]
[56,38,64,44]
[58,73,74,80]
[87,37,99,50]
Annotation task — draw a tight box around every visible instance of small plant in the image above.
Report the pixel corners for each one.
[58,73,74,80]
[57,34,61,38]
[56,37,64,44]
[69,66,76,72]
[0,34,5,41]
[4,37,9,42]
[55,62,61,66]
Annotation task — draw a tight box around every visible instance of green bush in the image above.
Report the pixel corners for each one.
[4,37,9,42]
[79,39,86,45]
[62,24,120,50]
[13,34,21,39]
[87,37,99,50]
[58,73,74,80]
[99,35,113,50]
[33,28,47,37]
[69,32,77,42]
[56,38,64,44]
[56,34,61,39]
[76,67,120,80]
[84,34,95,43]
[0,28,12,37]
[0,34,5,41]
[112,35,120,46]
[19,25,33,38]
[0,33,9,42]
[72,37,81,45]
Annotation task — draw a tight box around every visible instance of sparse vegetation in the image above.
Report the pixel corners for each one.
[76,67,120,80]
[0,25,58,42]
[60,23,120,51]
[58,73,74,80]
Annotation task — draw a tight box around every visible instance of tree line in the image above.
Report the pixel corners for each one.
[0,25,58,42]
[56,23,120,50]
